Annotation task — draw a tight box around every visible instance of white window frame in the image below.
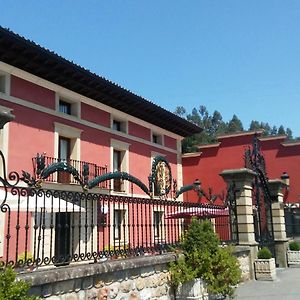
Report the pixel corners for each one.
[151,130,164,146]
[111,115,128,134]
[110,139,130,193]
[55,93,81,118]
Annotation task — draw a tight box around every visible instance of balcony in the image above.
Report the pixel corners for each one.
[32,156,108,188]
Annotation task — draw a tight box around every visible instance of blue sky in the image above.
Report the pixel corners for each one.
[2,1,300,136]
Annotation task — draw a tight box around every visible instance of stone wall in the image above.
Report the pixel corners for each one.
[18,249,251,300]
[18,254,176,300]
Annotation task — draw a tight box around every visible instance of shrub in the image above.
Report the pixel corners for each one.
[0,266,39,299]
[257,247,272,259]
[289,241,300,251]
[169,218,241,299]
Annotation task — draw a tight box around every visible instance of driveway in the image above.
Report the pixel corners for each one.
[235,267,300,299]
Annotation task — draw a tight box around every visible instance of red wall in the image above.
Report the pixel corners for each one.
[182,133,299,204]
[128,121,151,141]
[10,76,55,109]
[164,135,177,150]
[81,103,110,127]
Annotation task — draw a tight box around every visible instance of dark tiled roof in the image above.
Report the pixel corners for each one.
[0,27,202,137]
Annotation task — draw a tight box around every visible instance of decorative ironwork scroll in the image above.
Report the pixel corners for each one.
[244,134,275,254]
[148,156,172,197]
[88,171,150,195]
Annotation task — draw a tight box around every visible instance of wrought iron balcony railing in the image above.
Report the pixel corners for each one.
[32,156,108,188]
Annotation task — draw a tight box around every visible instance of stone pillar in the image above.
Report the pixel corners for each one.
[220,168,258,279]
[269,179,289,268]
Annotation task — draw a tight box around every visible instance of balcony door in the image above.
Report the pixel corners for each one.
[113,150,123,192]
[58,137,71,183]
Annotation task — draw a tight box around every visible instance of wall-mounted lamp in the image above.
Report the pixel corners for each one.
[193,179,201,191]
[281,172,290,188]
[0,110,15,129]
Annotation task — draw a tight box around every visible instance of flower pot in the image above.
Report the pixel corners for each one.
[287,250,300,265]
[176,278,208,300]
[254,258,276,281]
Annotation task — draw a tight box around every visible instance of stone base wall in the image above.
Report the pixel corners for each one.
[17,249,251,300]
[18,254,176,300]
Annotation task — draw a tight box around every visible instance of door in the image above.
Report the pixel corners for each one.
[58,137,71,183]
[54,212,71,265]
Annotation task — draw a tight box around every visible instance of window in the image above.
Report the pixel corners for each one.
[56,95,80,117]
[59,137,70,162]
[111,117,127,133]
[152,133,163,145]
[111,139,130,193]
[54,122,82,184]
[153,211,164,243]
[59,101,71,115]
[112,120,121,131]
[114,209,125,241]
[58,137,71,183]
[113,149,124,192]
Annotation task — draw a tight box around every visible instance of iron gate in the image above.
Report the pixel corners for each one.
[245,134,275,256]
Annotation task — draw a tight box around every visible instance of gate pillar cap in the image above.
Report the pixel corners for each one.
[220,168,257,182]
[268,179,287,197]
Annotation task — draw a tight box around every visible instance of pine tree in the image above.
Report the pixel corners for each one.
[270,126,277,135]
[278,125,286,135]
[227,114,243,132]
[286,128,293,140]
[249,120,261,131]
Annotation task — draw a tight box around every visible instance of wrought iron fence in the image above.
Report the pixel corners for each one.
[0,184,238,271]
[0,150,239,272]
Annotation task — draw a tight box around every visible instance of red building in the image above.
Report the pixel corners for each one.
[182,130,299,205]
[0,27,201,266]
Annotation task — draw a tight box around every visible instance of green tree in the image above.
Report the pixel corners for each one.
[227,114,243,133]
[187,108,201,126]
[249,120,261,131]
[278,125,286,135]
[286,128,293,140]
[261,122,271,136]
[210,110,226,136]
[174,106,186,118]
[270,126,277,135]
